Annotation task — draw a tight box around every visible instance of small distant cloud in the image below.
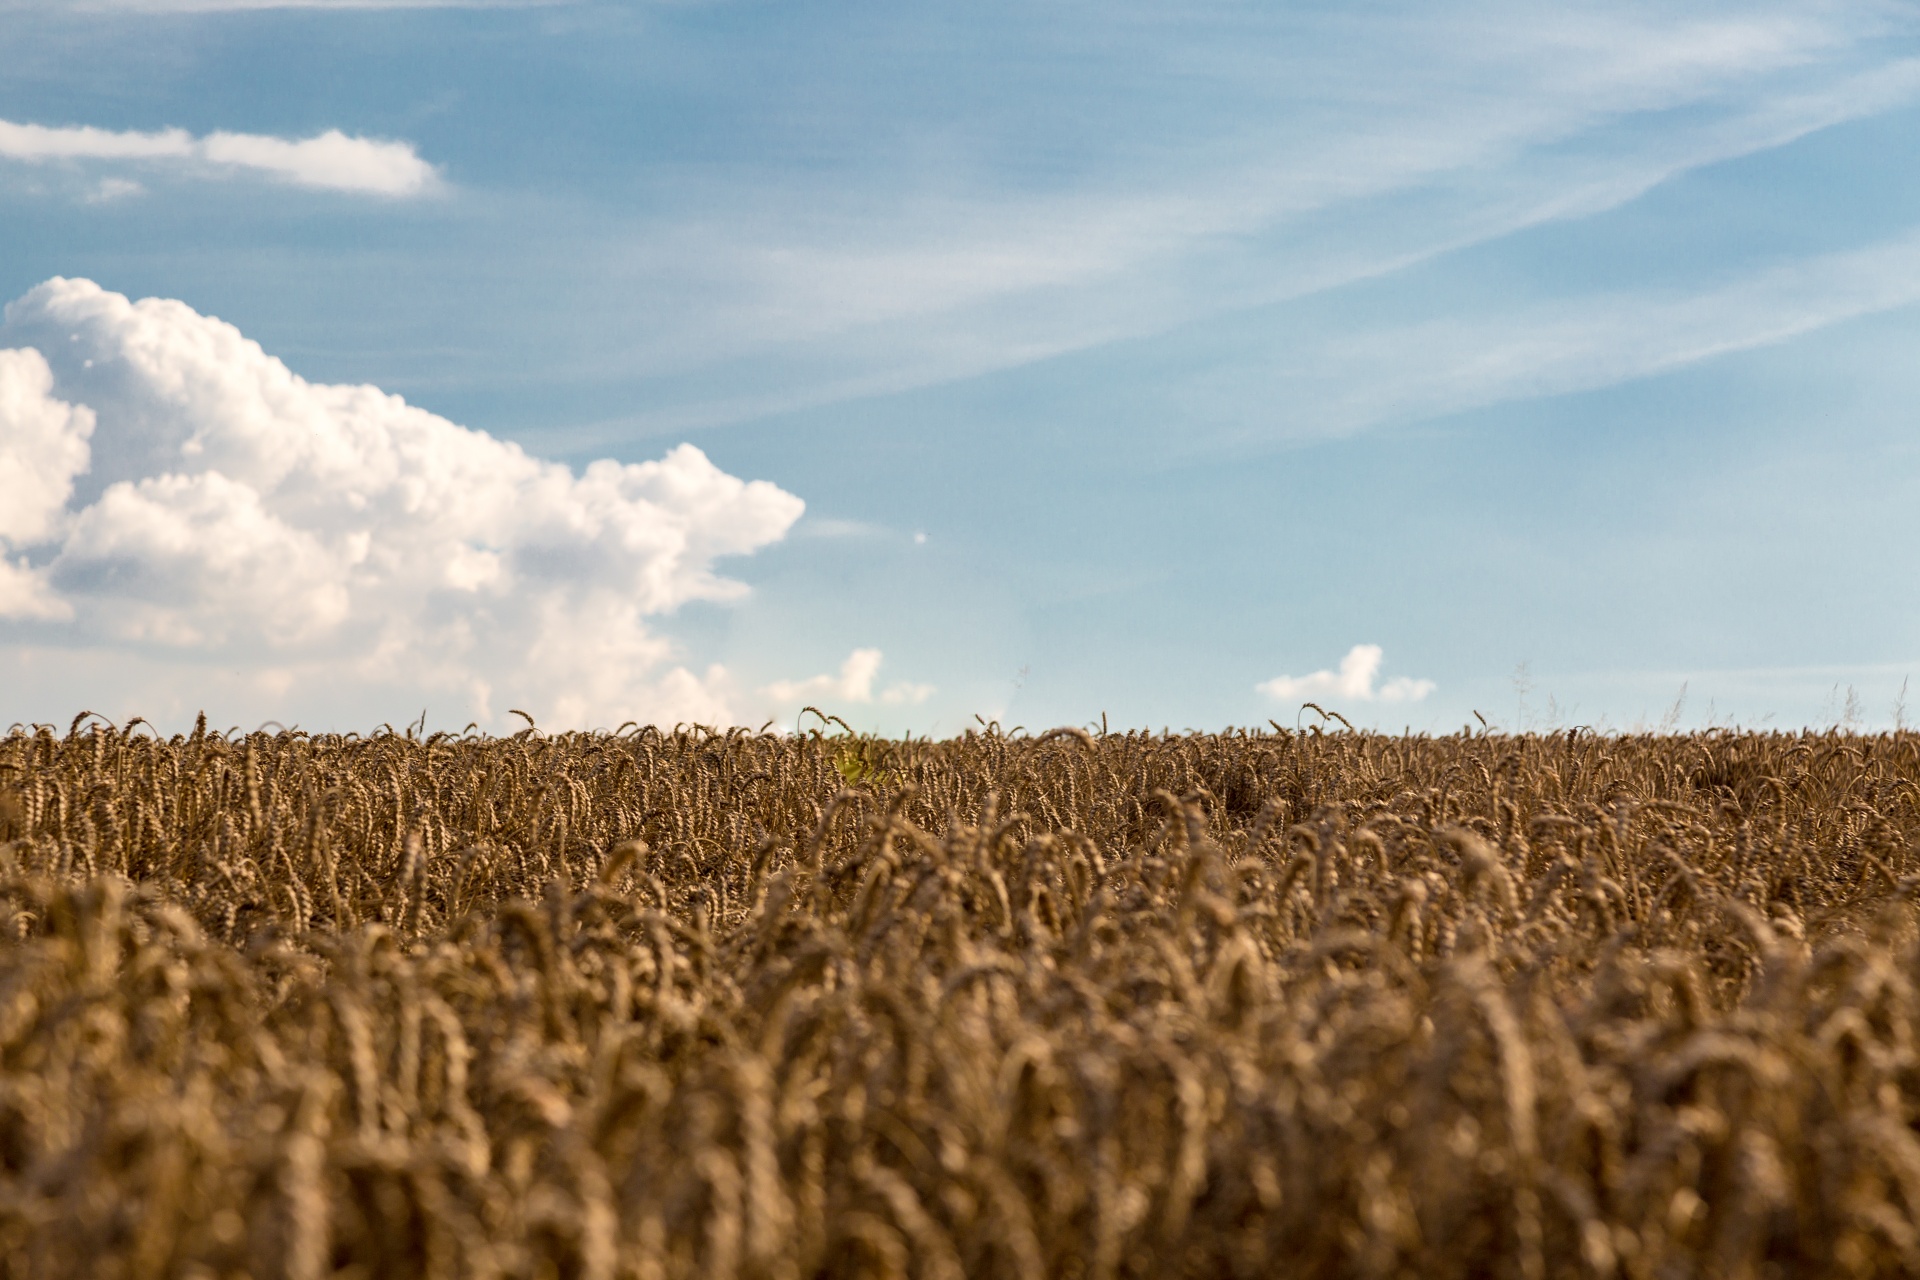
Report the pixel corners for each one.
[85,177,145,203]
[882,680,936,706]
[0,119,438,197]
[762,648,934,708]
[1258,644,1434,705]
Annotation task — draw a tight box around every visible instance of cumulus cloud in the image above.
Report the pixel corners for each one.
[761,648,935,709]
[0,277,805,728]
[1258,644,1435,705]
[0,348,93,547]
[0,119,437,196]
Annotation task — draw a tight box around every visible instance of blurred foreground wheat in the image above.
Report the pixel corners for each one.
[4,715,1920,1278]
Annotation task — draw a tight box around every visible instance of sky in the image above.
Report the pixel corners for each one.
[4,0,1920,735]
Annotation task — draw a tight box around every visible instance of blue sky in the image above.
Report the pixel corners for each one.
[3,0,1919,734]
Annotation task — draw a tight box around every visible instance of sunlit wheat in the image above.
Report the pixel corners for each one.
[2,714,1918,1277]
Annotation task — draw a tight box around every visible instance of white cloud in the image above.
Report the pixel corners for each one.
[199,130,436,195]
[761,647,935,709]
[0,559,71,621]
[0,278,805,729]
[0,119,437,196]
[1258,644,1435,705]
[0,348,93,547]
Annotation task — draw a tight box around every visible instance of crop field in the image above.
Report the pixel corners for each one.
[3,717,1920,1278]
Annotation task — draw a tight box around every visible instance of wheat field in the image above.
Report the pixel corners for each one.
[3,714,1920,1278]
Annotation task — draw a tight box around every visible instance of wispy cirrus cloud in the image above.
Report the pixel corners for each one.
[1208,225,1920,448]
[0,119,438,196]
[487,3,1920,447]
